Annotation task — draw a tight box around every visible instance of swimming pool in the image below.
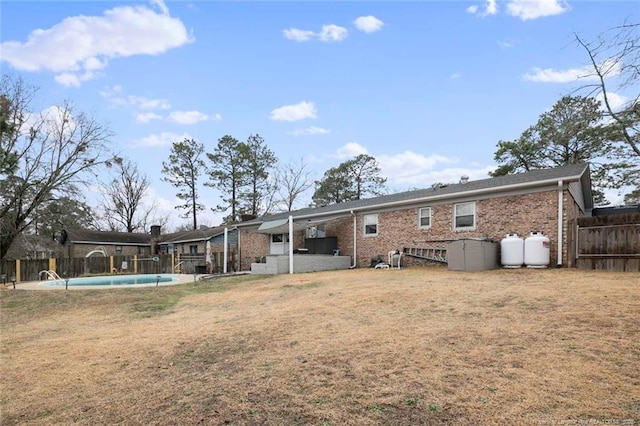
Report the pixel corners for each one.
[40,274,179,287]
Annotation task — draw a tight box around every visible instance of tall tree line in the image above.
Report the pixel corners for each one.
[163,134,277,227]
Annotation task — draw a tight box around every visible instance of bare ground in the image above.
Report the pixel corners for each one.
[1,268,639,425]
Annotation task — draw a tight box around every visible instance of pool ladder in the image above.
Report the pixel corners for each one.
[39,270,64,284]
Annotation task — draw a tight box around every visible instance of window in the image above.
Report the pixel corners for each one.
[189,245,198,254]
[305,224,326,239]
[454,202,476,230]
[115,245,122,254]
[271,234,290,243]
[364,214,378,236]
[418,207,432,229]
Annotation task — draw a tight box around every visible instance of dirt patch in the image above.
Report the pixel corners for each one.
[1,268,639,425]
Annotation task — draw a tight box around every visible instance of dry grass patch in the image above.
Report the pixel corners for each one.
[1,268,639,425]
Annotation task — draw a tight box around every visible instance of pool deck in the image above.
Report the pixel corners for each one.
[4,274,236,291]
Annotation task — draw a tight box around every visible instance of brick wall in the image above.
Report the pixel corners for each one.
[239,229,269,271]
[238,189,585,270]
[239,228,306,270]
[345,190,562,267]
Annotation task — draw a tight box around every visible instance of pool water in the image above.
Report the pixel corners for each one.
[40,274,178,287]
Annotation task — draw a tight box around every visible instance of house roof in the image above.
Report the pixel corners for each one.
[62,229,151,245]
[158,225,230,244]
[238,163,592,227]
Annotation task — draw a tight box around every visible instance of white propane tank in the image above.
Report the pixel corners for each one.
[524,231,550,268]
[501,233,524,268]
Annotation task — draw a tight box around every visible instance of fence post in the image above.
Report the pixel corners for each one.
[171,253,175,272]
[133,255,138,274]
[15,259,21,283]
[49,257,56,274]
[110,256,114,273]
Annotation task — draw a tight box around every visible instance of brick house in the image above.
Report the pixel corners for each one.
[236,163,593,272]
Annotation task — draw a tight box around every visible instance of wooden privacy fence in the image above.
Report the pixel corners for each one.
[0,252,239,283]
[569,213,640,272]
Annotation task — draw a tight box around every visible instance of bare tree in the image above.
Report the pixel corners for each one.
[1,73,118,260]
[575,21,640,191]
[99,160,168,232]
[275,158,314,212]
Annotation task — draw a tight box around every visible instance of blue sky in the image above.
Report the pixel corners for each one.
[1,0,638,229]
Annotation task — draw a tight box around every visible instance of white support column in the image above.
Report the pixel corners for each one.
[557,180,563,266]
[223,227,229,274]
[289,215,294,274]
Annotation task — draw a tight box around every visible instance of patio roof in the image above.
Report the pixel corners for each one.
[255,218,332,234]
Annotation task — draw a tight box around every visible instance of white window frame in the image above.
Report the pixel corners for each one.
[363,214,378,236]
[453,202,476,231]
[418,207,432,229]
[271,233,290,243]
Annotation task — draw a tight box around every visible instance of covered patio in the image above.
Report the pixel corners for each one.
[248,215,354,274]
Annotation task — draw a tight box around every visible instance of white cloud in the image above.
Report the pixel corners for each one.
[167,110,214,125]
[402,166,496,187]
[336,142,368,159]
[467,0,568,20]
[282,23,348,43]
[270,101,317,122]
[523,66,589,83]
[596,92,628,113]
[523,60,620,83]
[466,0,498,17]
[0,4,193,86]
[283,28,315,42]
[149,0,169,15]
[101,90,171,110]
[354,16,384,33]
[290,126,331,136]
[135,132,192,147]
[135,112,163,123]
[54,73,84,88]
[450,73,461,80]
[377,151,458,184]
[318,24,349,42]
[128,96,171,110]
[506,0,569,20]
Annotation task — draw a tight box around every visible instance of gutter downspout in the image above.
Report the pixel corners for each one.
[289,215,294,274]
[223,227,228,274]
[349,210,357,269]
[557,180,563,267]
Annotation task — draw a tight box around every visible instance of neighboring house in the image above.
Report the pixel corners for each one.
[157,226,237,256]
[58,225,239,273]
[236,163,593,271]
[3,234,63,260]
[158,226,239,273]
[60,229,154,258]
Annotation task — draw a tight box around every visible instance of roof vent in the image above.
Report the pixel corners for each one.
[460,175,469,184]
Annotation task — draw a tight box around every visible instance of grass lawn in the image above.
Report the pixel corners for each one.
[1,268,639,425]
